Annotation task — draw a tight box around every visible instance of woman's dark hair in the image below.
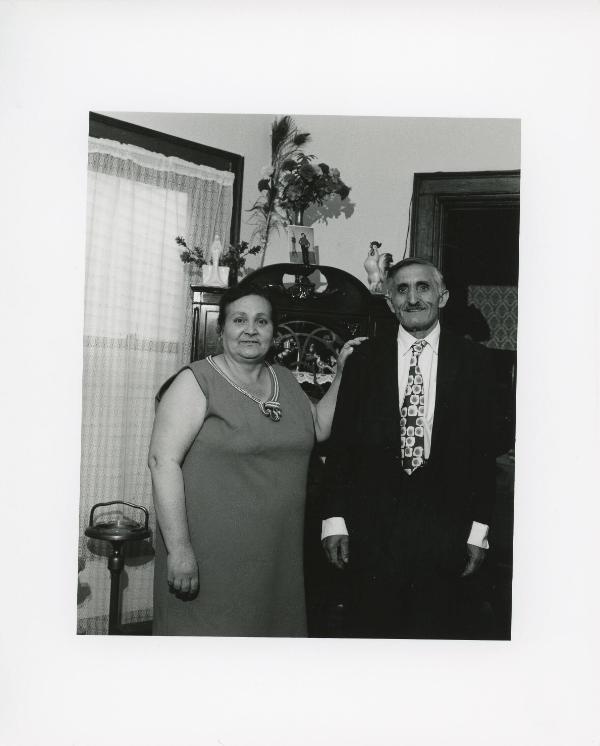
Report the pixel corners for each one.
[216,284,279,333]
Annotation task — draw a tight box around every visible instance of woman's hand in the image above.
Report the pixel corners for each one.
[311,337,368,442]
[167,545,199,597]
[336,337,368,374]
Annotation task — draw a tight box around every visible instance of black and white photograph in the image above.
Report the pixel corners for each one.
[2,2,599,745]
[288,224,316,265]
[78,111,519,641]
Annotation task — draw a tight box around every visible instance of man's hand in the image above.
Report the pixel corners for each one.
[322,534,350,569]
[167,546,199,597]
[461,543,486,577]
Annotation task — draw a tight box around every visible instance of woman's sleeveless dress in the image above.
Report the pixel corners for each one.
[152,359,315,636]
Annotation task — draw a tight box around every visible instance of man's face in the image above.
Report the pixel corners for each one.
[387,263,449,338]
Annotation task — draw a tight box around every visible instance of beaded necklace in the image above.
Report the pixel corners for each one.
[206,355,282,422]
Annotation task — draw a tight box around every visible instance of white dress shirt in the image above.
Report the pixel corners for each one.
[322,321,489,549]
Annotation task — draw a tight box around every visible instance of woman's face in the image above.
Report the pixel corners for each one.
[221,295,274,363]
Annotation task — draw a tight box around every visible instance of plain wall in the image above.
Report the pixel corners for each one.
[106,112,521,283]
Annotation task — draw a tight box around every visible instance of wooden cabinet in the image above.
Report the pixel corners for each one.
[191,263,396,365]
[190,287,226,361]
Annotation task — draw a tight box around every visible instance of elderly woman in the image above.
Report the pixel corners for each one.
[149,285,364,636]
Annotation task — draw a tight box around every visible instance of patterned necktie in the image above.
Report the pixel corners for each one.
[400,340,426,475]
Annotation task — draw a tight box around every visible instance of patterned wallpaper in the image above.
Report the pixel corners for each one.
[467,285,518,351]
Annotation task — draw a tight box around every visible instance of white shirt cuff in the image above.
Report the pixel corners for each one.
[322,518,489,548]
[468,521,490,549]
[321,517,348,540]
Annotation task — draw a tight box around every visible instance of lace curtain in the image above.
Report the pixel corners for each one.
[78,137,235,634]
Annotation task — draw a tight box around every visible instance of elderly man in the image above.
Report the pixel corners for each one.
[321,257,495,638]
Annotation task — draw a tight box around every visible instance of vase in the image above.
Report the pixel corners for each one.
[202,263,229,288]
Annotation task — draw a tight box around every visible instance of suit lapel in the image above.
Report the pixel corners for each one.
[429,328,461,463]
[373,336,401,446]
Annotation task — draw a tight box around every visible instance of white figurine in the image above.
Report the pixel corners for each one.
[377,251,393,291]
[364,241,381,291]
[202,234,229,287]
[364,240,393,293]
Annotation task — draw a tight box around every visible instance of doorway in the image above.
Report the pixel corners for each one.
[410,170,520,639]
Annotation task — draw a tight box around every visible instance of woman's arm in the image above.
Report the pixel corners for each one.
[311,337,367,442]
[148,369,207,596]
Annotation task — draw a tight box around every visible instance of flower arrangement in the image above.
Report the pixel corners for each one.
[176,236,261,277]
[248,116,351,256]
[270,154,350,217]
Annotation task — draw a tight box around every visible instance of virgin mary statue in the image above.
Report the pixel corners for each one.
[202,235,229,287]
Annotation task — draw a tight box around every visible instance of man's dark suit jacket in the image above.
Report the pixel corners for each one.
[321,326,496,581]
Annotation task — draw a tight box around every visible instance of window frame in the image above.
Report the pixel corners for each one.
[89,112,244,245]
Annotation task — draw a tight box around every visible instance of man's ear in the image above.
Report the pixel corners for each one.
[438,289,449,309]
[382,276,396,314]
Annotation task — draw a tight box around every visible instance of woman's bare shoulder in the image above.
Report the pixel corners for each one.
[157,366,207,408]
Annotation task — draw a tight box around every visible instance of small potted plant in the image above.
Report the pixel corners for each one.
[219,241,262,286]
[176,236,261,286]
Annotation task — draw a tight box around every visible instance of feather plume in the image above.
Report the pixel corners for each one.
[293,132,311,147]
[247,115,349,265]
[271,116,296,160]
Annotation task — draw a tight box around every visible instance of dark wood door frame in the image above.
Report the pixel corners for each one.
[409,170,519,641]
[409,170,520,270]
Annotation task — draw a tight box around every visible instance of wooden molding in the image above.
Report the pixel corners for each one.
[410,170,520,268]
